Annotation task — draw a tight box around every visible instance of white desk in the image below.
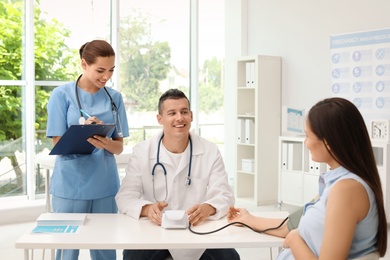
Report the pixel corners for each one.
[36,151,131,212]
[15,211,288,260]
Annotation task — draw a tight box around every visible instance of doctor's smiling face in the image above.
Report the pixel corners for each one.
[157,97,193,138]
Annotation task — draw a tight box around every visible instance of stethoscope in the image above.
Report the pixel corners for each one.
[152,134,193,202]
[75,74,123,137]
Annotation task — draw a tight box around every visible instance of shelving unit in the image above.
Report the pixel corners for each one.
[235,55,281,205]
[278,137,390,217]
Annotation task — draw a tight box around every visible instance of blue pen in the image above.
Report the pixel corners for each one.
[80,109,97,124]
[80,109,92,118]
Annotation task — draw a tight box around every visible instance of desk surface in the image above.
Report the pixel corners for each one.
[15,212,288,250]
[35,148,132,169]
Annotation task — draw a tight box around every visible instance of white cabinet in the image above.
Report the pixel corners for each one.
[235,55,281,205]
[279,137,390,217]
[278,136,328,206]
[372,141,390,218]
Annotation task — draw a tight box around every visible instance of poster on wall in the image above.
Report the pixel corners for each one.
[330,28,390,124]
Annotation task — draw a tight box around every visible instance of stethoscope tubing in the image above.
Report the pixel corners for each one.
[74,74,123,137]
[152,134,193,202]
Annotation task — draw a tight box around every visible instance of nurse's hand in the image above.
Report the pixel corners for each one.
[143,202,168,226]
[84,116,103,125]
[87,135,110,149]
[187,203,216,226]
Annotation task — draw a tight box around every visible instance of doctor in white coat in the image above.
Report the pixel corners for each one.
[116,89,239,260]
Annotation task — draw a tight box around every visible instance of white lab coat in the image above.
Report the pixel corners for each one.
[116,130,235,260]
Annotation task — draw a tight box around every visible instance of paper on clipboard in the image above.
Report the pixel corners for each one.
[49,124,115,155]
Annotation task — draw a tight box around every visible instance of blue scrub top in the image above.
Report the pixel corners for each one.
[46,81,129,200]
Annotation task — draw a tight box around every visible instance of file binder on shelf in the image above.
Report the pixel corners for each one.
[245,62,255,88]
[246,62,251,87]
[250,62,255,87]
[237,119,245,143]
[245,118,255,144]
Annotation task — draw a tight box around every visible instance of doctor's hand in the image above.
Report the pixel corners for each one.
[187,203,216,226]
[142,201,168,226]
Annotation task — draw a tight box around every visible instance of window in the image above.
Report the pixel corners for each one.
[198,0,225,153]
[0,0,225,201]
[0,1,26,198]
[119,0,190,146]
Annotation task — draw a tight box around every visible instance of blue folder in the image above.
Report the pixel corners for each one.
[49,124,116,155]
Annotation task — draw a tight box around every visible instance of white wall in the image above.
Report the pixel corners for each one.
[224,0,390,185]
[246,0,390,110]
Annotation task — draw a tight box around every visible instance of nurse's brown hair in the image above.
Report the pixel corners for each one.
[79,40,115,65]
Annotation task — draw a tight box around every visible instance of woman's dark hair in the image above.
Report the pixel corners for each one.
[308,97,387,256]
[158,89,190,115]
[79,40,115,65]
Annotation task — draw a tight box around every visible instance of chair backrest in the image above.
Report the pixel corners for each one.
[353,251,379,260]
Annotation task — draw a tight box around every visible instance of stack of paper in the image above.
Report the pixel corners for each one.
[36,213,87,226]
[32,213,87,233]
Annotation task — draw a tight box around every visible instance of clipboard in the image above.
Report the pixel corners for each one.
[49,124,116,155]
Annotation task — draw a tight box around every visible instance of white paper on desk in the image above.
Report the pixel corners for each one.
[36,213,87,226]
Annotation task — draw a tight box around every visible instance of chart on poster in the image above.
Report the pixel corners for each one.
[330,28,390,124]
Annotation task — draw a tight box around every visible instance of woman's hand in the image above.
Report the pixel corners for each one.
[227,206,251,225]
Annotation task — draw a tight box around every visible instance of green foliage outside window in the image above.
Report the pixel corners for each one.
[119,12,172,112]
[0,0,78,195]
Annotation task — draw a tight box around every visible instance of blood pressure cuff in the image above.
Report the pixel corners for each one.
[287,206,304,231]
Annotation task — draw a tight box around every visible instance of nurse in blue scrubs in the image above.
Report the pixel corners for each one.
[46,39,129,260]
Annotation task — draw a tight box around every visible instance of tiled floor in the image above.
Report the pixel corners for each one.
[2,202,390,259]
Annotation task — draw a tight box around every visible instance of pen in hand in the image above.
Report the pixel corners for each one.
[80,109,97,124]
[80,109,92,118]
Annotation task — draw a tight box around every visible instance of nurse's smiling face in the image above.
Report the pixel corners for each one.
[157,98,193,138]
[82,56,115,91]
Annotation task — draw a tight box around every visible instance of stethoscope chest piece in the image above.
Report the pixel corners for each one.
[78,117,86,124]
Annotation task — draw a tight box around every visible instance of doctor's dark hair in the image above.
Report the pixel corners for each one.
[79,40,115,65]
[158,89,190,115]
[307,97,387,256]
